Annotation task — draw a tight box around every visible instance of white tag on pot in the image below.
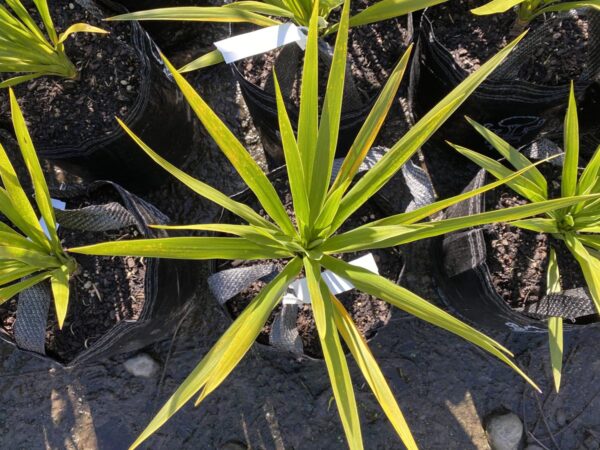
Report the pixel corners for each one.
[283,253,379,305]
[39,198,66,238]
[214,23,307,64]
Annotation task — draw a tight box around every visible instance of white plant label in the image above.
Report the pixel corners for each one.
[283,253,379,305]
[214,23,307,64]
[39,198,66,238]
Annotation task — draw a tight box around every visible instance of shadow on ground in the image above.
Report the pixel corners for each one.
[1,33,600,450]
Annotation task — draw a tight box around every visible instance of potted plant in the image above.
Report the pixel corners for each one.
[70,5,595,447]
[0,88,197,366]
[0,0,197,192]
[440,84,600,392]
[106,0,442,165]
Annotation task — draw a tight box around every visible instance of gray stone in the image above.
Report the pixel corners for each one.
[525,445,544,450]
[123,354,159,378]
[486,412,523,450]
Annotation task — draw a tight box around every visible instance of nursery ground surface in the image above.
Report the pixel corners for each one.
[1,35,600,450]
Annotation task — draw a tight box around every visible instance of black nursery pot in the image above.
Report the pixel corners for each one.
[207,166,409,359]
[433,170,597,333]
[96,0,206,52]
[0,181,198,367]
[232,12,413,168]
[408,5,600,151]
[1,0,196,194]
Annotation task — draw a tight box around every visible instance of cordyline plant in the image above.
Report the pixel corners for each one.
[471,0,600,32]
[0,0,107,87]
[0,88,76,328]
[70,4,594,449]
[106,0,447,72]
[449,84,600,393]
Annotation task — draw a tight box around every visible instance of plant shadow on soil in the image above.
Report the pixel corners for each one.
[0,22,600,450]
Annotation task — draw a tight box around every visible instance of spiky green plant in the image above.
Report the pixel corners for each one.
[69,4,597,449]
[449,83,600,393]
[0,88,76,328]
[0,0,107,87]
[106,0,448,72]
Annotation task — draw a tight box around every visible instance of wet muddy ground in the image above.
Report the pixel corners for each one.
[1,24,600,450]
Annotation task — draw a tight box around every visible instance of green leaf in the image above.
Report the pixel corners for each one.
[562,82,579,200]
[326,46,412,207]
[159,55,296,237]
[150,223,297,251]
[547,248,563,393]
[0,93,49,250]
[223,1,295,18]
[57,23,108,44]
[273,71,310,234]
[50,265,70,330]
[470,0,526,15]
[564,234,600,313]
[129,258,302,450]
[10,88,61,252]
[106,6,281,27]
[577,144,600,196]
[321,194,600,254]
[368,157,553,227]
[68,237,293,260]
[116,118,277,232]
[0,271,51,305]
[297,1,320,197]
[548,316,563,393]
[450,143,548,203]
[178,49,225,73]
[509,218,559,234]
[329,32,527,234]
[466,117,547,194]
[309,0,351,219]
[332,295,418,449]
[334,0,447,30]
[32,0,58,43]
[0,245,60,268]
[304,258,363,449]
[320,255,540,392]
[7,0,48,44]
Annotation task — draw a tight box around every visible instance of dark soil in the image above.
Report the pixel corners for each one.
[428,0,589,85]
[240,0,411,104]
[0,1,143,149]
[217,173,403,358]
[483,165,586,309]
[0,186,146,363]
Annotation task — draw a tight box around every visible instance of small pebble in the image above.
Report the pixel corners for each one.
[123,353,159,378]
[486,412,523,450]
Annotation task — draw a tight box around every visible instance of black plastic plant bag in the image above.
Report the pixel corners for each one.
[0,181,198,367]
[96,0,207,52]
[434,169,597,333]
[408,8,600,152]
[36,0,198,193]
[231,17,414,168]
[207,149,434,357]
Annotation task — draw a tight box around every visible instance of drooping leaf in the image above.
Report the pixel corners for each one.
[129,258,302,450]
[320,255,540,392]
[304,258,363,449]
[547,248,563,393]
[332,295,417,449]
